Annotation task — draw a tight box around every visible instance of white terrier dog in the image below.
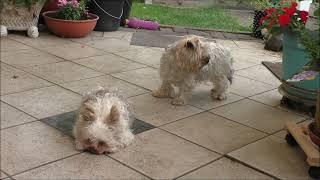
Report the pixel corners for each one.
[73,87,134,154]
[152,35,234,105]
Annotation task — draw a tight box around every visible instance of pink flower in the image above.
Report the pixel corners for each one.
[71,0,79,7]
[58,0,67,7]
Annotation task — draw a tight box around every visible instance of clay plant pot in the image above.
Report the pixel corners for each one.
[308,122,320,147]
[41,0,60,13]
[43,11,99,38]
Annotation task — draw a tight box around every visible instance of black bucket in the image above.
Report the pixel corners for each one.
[121,0,132,26]
[89,0,124,31]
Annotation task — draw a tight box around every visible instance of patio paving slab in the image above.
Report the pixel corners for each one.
[129,93,203,126]
[1,63,53,95]
[230,76,276,97]
[1,121,78,175]
[38,43,106,60]
[111,129,220,179]
[73,53,146,74]
[0,102,36,129]
[13,153,148,179]
[250,89,283,107]
[8,33,73,48]
[112,67,160,91]
[1,48,64,68]
[228,135,310,179]
[162,112,267,154]
[235,65,281,86]
[114,48,163,68]
[1,86,81,119]
[60,75,148,98]
[210,99,306,134]
[0,38,32,52]
[189,83,244,110]
[84,38,144,53]
[0,171,7,179]
[24,61,103,84]
[178,157,273,179]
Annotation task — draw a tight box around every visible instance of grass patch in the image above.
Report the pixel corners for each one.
[131,3,250,32]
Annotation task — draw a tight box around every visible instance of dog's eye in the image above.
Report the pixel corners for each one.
[82,115,93,121]
[86,138,93,144]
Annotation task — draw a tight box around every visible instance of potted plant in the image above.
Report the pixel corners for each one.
[0,0,47,37]
[261,0,320,144]
[43,0,99,38]
[260,0,319,106]
[286,16,320,148]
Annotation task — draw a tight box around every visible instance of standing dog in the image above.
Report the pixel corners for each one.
[152,35,234,105]
[73,87,134,154]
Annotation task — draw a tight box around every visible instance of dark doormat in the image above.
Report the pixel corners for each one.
[41,111,155,138]
[131,31,183,48]
[262,61,282,80]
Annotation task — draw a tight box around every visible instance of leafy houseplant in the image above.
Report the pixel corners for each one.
[43,0,99,38]
[0,0,47,37]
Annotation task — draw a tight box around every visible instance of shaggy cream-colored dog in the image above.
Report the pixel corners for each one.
[73,87,134,154]
[152,35,234,105]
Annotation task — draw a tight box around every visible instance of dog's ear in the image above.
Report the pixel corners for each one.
[185,40,195,49]
[108,105,120,123]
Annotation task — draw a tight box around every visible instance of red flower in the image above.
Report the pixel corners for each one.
[300,11,309,23]
[266,8,275,16]
[291,1,298,8]
[283,7,296,16]
[279,14,291,26]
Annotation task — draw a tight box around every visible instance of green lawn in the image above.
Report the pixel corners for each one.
[131,3,250,32]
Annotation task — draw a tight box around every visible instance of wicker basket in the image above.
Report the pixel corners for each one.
[0,1,45,31]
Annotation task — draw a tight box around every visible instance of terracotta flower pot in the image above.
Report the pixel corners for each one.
[308,122,320,147]
[41,0,60,13]
[43,11,99,38]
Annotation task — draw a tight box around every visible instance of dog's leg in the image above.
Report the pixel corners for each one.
[172,83,193,106]
[152,81,175,98]
[211,76,229,100]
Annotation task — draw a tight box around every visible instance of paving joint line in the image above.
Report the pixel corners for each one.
[158,127,222,155]
[172,156,225,179]
[8,152,82,178]
[224,154,281,180]
[106,155,154,180]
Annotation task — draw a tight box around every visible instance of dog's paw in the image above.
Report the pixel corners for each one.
[75,140,84,151]
[171,98,187,106]
[152,90,173,98]
[213,93,227,100]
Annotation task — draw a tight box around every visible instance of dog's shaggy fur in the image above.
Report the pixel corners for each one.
[73,87,134,154]
[152,35,234,105]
